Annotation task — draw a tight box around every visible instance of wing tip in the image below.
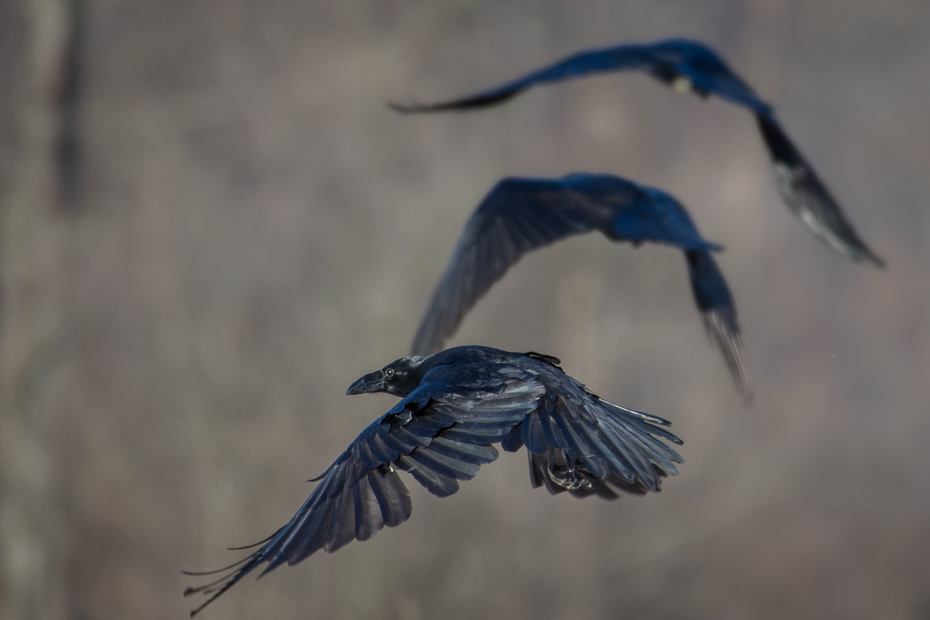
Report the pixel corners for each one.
[859,248,886,269]
[756,111,885,272]
[387,99,453,114]
[387,100,420,114]
[702,307,753,407]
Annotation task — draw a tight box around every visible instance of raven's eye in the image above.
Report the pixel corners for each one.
[384,368,395,379]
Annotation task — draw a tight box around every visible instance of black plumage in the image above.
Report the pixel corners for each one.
[410,173,752,403]
[391,38,884,267]
[184,346,683,616]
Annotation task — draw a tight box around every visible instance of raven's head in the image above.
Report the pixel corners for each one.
[346,356,425,397]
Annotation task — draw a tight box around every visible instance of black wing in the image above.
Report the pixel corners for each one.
[389,38,771,115]
[390,43,651,113]
[756,113,884,267]
[410,177,606,355]
[500,360,684,497]
[184,364,545,616]
[685,250,752,405]
[613,189,751,403]
[410,175,720,356]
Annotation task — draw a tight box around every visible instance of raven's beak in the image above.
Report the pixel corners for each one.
[346,370,384,396]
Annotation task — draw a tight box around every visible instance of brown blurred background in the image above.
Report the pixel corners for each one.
[1,1,928,618]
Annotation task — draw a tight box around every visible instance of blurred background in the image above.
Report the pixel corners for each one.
[1,1,928,618]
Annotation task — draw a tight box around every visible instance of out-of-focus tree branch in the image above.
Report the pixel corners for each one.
[0,1,79,618]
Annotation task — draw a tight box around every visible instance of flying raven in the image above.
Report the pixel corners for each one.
[410,173,752,404]
[391,38,884,267]
[184,346,683,616]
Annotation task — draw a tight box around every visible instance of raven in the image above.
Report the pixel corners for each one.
[184,346,683,616]
[410,173,752,404]
[391,38,884,268]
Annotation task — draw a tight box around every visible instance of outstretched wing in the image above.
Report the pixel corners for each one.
[500,362,684,496]
[184,364,545,616]
[410,178,607,356]
[684,250,752,405]
[620,188,750,404]
[389,38,772,115]
[756,113,884,267]
[411,175,722,357]
[390,43,651,113]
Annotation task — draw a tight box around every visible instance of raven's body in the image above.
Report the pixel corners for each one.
[392,38,884,267]
[185,346,683,615]
[411,173,752,403]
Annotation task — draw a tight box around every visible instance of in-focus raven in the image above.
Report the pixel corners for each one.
[410,173,752,404]
[184,346,683,616]
[391,38,884,267]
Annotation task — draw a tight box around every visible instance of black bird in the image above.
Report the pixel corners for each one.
[410,173,752,404]
[391,38,884,267]
[184,346,683,616]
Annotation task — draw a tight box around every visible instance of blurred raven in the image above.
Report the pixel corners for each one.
[391,38,884,267]
[184,346,683,616]
[410,173,752,404]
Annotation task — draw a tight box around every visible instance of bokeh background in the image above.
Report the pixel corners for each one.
[2,1,929,618]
